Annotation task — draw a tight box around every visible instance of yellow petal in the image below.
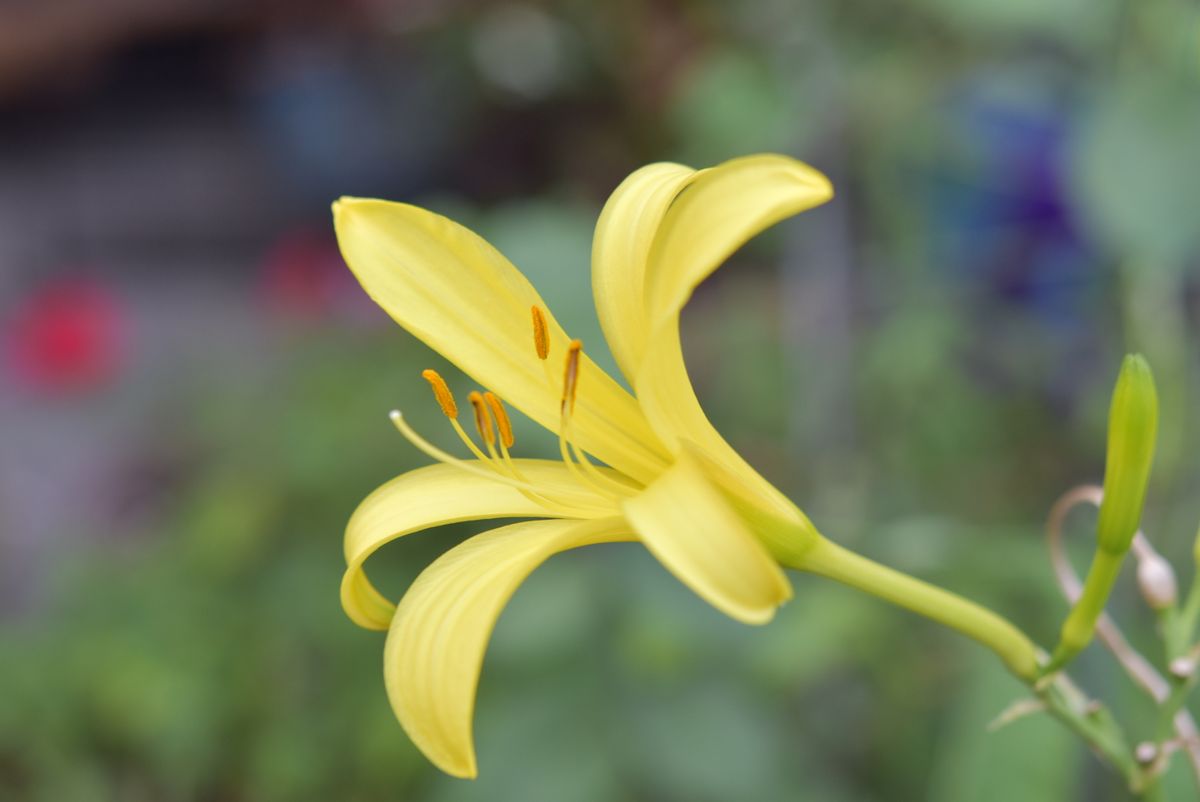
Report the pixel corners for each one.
[621,447,792,624]
[634,322,807,530]
[342,460,615,631]
[384,516,632,778]
[645,154,833,327]
[591,162,697,383]
[631,155,832,520]
[333,198,670,483]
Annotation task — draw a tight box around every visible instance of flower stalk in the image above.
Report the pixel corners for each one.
[333,150,1195,798]
[782,537,1040,680]
[1045,355,1158,674]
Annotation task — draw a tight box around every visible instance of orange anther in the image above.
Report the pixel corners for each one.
[484,392,514,449]
[562,339,582,416]
[421,369,457,419]
[468,391,495,446]
[531,305,550,360]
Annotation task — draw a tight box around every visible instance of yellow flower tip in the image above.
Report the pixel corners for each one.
[331,195,366,223]
[802,163,835,202]
[388,409,404,426]
[424,746,478,780]
[726,585,792,626]
[468,391,495,446]
[483,391,514,448]
[530,305,550,360]
[420,369,458,419]
[738,607,778,626]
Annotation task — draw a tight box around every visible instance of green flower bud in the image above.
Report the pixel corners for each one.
[1096,355,1158,555]
[1193,521,1200,572]
[1044,356,1160,676]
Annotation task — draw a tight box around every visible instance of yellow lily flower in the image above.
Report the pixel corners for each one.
[334,154,830,776]
[333,153,1038,779]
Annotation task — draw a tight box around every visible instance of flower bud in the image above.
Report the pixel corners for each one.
[1136,552,1178,610]
[1096,355,1158,555]
[1169,656,1196,681]
[1135,741,1159,765]
[1193,522,1200,573]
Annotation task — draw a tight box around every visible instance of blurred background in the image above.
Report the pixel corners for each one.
[3,0,1200,800]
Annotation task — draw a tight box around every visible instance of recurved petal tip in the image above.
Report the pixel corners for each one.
[383,517,630,779]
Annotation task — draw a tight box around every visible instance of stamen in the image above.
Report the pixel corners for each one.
[562,339,582,415]
[484,392,515,448]
[569,437,639,496]
[451,410,565,513]
[449,418,490,462]
[420,369,458,418]
[531,305,550,360]
[487,416,571,511]
[468,391,495,447]
[388,411,609,515]
[550,338,632,500]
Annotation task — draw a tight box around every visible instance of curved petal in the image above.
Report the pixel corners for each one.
[333,199,670,483]
[591,162,697,383]
[384,516,632,778]
[634,321,808,529]
[342,460,616,630]
[621,447,792,625]
[629,155,832,519]
[644,154,833,328]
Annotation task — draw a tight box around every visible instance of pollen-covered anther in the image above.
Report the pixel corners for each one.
[531,305,550,360]
[421,369,458,419]
[468,391,495,447]
[562,339,582,416]
[484,392,514,449]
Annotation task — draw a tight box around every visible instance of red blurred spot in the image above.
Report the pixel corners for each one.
[259,226,349,320]
[4,277,127,394]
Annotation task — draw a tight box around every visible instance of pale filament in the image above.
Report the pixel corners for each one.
[412,367,627,514]
[467,390,576,512]
[396,309,645,516]
[532,308,640,498]
[389,411,608,517]
[410,369,607,514]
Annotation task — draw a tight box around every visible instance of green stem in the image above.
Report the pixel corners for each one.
[1158,678,1195,741]
[1046,550,1126,673]
[1174,577,1200,655]
[785,535,1160,794]
[792,538,1039,681]
[1037,675,1139,789]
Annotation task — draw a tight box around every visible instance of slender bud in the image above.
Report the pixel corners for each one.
[1137,552,1178,610]
[1193,521,1200,573]
[1096,355,1158,555]
[1045,356,1159,675]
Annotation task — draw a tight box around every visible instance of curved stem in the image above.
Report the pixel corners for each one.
[788,536,1164,794]
[1036,674,1139,789]
[790,537,1039,681]
[1047,485,1200,787]
[1047,549,1125,673]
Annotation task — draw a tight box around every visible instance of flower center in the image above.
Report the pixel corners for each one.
[387,305,640,516]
